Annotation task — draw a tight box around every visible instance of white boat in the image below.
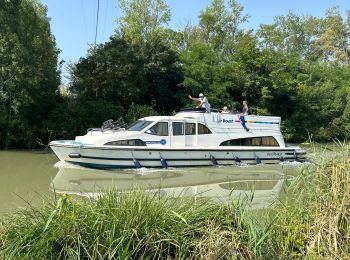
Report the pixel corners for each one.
[49,109,306,168]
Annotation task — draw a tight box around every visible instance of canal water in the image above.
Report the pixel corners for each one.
[0,143,338,213]
[0,150,57,213]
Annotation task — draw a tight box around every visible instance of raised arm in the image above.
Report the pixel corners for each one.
[188,95,200,102]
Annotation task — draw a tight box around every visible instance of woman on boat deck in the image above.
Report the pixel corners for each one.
[188,93,211,112]
[242,100,249,115]
[221,106,230,114]
[240,100,249,131]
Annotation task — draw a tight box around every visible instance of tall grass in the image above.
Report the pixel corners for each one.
[1,145,350,259]
[262,144,350,259]
[0,190,260,259]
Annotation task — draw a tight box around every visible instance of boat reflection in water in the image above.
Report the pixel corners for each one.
[51,162,301,209]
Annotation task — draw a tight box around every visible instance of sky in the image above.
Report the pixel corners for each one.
[40,0,350,83]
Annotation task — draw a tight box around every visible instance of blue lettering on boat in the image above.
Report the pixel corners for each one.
[145,139,167,145]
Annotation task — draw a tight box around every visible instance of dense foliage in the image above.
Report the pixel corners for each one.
[1,0,350,148]
[0,0,60,148]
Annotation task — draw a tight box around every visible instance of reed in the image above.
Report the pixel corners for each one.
[261,143,350,259]
[0,190,261,259]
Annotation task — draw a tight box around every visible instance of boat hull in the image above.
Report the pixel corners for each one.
[50,141,306,169]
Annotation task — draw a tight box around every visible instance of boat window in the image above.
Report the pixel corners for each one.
[105,139,146,146]
[172,122,184,136]
[220,136,279,146]
[147,122,169,136]
[185,123,195,135]
[198,123,212,134]
[261,136,279,146]
[127,120,153,131]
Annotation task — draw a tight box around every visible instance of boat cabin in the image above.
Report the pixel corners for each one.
[76,109,286,149]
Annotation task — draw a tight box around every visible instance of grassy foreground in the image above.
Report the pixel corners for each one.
[1,148,350,259]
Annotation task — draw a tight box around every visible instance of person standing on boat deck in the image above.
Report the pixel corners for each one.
[240,100,249,131]
[188,93,211,112]
[242,100,249,115]
[221,106,230,114]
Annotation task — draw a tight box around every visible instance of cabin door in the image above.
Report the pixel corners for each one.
[185,119,197,146]
[170,121,185,147]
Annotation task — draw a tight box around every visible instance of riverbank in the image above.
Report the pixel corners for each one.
[0,146,349,259]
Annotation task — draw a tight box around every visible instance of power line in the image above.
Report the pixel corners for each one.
[94,0,100,45]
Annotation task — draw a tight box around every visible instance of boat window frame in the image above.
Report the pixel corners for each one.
[198,123,212,135]
[185,122,196,135]
[127,119,154,132]
[219,136,280,147]
[145,121,169,136]
[104,139,147,146]
[172,121,185,136]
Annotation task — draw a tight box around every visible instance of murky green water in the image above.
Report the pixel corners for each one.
[0,143,341,212]
[53,162,299,208]
[0,152,298,212]
[0,151,57,212]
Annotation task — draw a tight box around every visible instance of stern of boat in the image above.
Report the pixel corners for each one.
[290,147,307,162]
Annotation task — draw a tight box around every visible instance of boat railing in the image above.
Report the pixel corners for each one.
[178,107,242,115]
[87,118,127,134]
[178,107,207,113]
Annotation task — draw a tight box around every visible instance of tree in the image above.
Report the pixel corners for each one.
[317,7,350,64]
[179,0,252,111]
[0,0,60,148]
[117,0,170,46]
[257,12,323,61]
[116,0,183,113]
[69,35,183,125]
[197,0,249,56]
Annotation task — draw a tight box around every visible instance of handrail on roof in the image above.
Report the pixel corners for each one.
[178,107,240,114]
[178,107,206,113]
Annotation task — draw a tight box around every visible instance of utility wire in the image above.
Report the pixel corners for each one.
[94,0,100,45]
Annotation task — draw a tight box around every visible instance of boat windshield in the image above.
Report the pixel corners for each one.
[127,120,153,131]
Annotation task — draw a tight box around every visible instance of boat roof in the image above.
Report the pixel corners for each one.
[140,108,281,122]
